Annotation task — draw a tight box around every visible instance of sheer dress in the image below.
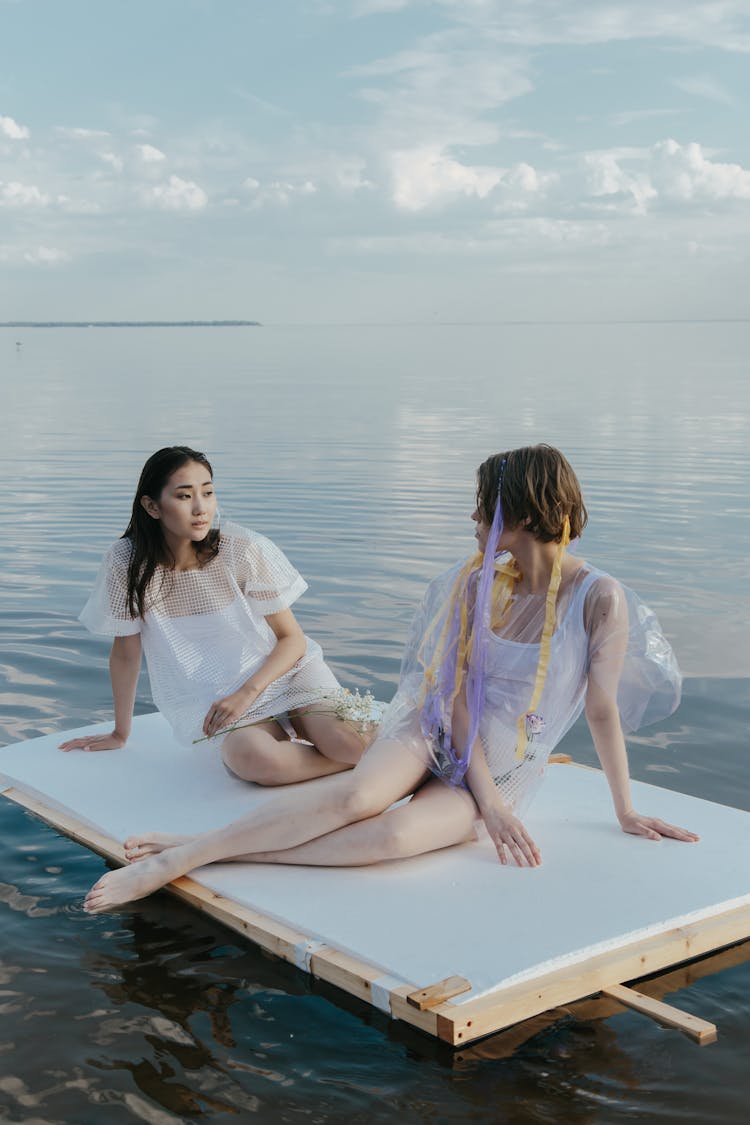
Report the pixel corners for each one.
[80,521,340,746]
[378,557,681,816]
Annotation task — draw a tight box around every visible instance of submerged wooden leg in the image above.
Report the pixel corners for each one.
[602,983,718,1045]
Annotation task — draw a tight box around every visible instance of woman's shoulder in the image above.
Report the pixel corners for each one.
[218,521,280,556]
[101,537,134,569]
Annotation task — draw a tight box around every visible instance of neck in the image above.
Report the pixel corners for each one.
[509,538,567,594]
[161,531,199,571]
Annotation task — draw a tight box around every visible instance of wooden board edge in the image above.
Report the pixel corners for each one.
[4,785,747,1048]
[1,786,437,1035]
[433,902,750,1044]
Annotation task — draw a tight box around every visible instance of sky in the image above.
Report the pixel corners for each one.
[1,0,750,323]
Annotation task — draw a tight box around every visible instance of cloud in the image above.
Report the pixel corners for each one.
[390,145,555,211]
[583,139,750,213]
[146,175,208,211]
[243,177,317,206]
[673,75,734,104]
[23,245,69,264]
[652,139,750,201]
[349,32,533,148]
[391,145,504,209]
[584,152,657,214]
[361,1,750,53]
[0,114,29,140]
[100,152,124,173]
[136,143,166,162]
[55,126,110,139]
[0,181,51,207]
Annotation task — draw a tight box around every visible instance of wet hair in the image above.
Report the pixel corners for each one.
[476,444,588,543]
[122,446,220,617]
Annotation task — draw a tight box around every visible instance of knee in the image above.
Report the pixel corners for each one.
[222,735,283,786]
[337,775,385,822]
[377,817,416,862]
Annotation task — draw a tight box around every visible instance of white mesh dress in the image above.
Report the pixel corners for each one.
[378,557,681,817]
[80,521,340,746]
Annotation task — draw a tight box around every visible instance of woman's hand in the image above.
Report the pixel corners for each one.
[202,685,260,738]
[59,730,128,752]
[619,810,699,843]
[483,804,542,867]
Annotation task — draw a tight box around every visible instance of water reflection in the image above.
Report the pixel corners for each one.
[1,324,749,1122]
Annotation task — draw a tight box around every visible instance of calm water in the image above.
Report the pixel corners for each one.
[1,324,749,1123]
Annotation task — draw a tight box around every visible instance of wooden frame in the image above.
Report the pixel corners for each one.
[3,783,747,1046]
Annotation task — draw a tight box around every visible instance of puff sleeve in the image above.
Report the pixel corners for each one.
[79,540,142,637]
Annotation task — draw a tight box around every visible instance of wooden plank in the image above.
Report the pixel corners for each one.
[4,784,750,1048]
[433,904,750,1044]
[408,975,473,1010]
[602,983,717,1044]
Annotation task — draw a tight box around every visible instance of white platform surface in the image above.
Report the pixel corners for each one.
[2,713,749,1007]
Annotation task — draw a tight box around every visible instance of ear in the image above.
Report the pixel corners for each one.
[141,495,160,520]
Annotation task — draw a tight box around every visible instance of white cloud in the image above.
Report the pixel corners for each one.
[56,126,110,139]
[0,114,29,140]
[100,152,124,173]
[391,145,504,210]
[584,152,657,214]
[23,245,69,264]
[583,139,750,213]
[243,177,317,206]
[390,146,554,211]
[0,180,51,207]
[372,1,750,53]
[652,139,750,201]
[350,32,533,149]
[673,75,734,104]
[146,175,207,211]
[136,143,166,163]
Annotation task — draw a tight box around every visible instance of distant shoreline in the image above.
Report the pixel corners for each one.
[1,321,261,329]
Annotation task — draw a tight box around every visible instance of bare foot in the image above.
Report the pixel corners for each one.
[83,852,182,913]
[124,832,195,862]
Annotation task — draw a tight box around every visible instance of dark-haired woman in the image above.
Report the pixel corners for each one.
[60,447,369,784]
[82,444,698,914]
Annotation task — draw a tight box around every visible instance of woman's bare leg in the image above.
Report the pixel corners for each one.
[221,721,351,785]
[84,738,428,912]
[125,781,476,865]
[237,781,477,866]
[292,709,376,767]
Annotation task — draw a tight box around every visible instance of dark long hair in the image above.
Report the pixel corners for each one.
[122,446,220,617]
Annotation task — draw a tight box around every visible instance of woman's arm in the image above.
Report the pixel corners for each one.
[60,633,142,751]
[454,691,542,866]
[585,582,699,843]
[202,608,307,738]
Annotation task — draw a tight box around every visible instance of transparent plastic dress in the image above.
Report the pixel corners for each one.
[377,556,682,817]
[79,521,340,746]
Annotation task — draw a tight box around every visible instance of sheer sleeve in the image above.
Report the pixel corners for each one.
[226,524,308,616]
[79,540,141,637]
[585,574,682,731]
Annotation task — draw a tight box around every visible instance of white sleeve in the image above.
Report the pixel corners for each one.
[228,525,308,616]
[79,541,142,637]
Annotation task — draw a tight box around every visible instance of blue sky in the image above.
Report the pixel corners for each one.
[2,0,749,321]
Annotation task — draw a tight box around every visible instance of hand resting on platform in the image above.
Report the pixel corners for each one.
[59,731,128,753]
[618,810,700,843]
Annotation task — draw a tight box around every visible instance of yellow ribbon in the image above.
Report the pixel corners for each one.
[515,515,571,759]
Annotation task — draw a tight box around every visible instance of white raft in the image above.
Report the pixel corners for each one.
[2,712,749,1046]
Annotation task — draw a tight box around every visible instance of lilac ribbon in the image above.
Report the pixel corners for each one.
[419,471,505,785]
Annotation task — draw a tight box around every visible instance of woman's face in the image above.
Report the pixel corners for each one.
[142,460,217,544]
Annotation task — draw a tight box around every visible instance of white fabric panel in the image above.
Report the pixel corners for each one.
[2,712,749,1006]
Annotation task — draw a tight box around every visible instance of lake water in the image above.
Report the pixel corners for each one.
[1,324,749,1122]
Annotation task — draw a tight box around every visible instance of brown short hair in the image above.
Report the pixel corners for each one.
[476,444,588,542]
